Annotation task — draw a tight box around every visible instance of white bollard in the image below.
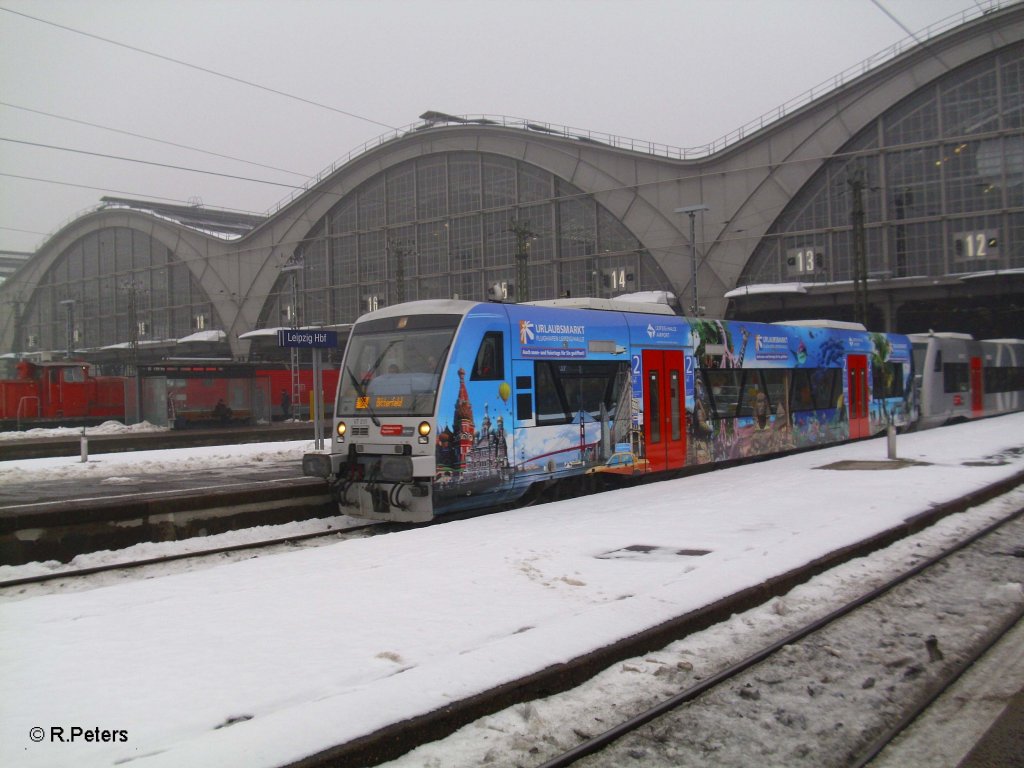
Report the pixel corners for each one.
[886,422,897,460]
[80,427,89,463]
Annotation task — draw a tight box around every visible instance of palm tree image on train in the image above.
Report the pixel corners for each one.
[302,297,1023,523]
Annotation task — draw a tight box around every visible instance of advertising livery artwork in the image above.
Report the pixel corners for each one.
[685,319,901,464]
[429,303,914,512]
[432,305,639,508]
[507,306,635,485]
[434,366,512,503]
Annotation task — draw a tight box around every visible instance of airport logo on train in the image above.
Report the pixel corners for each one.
[302,298,921,523]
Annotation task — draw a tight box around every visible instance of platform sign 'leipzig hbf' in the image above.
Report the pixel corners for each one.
[276,329,338,348]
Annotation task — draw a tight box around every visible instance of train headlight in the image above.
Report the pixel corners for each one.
[336,421,347,440]
[418,421,431,443]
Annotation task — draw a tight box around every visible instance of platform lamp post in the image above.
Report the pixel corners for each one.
[59,299,75,358]
[675,204,709,316]
[281,262,303,422]
[59,298,88,459]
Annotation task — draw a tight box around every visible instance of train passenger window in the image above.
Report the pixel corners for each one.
[811,368,839,409]
[471,332,504,381]
[533,361,630,426]
[704,369,742,418]
[560,362,628,421]
[535,362,568,424]
[872,362,904,398]
[984,366,1024,393]
[789,370,816,412]
[735,372,762,418]
[761,370,789,413]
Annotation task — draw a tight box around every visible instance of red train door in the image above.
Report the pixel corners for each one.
[642,349,687,472]
[970,356,983,416]
[45,367,62,417]
[847,354,869,439]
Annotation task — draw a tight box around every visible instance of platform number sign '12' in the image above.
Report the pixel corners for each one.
[954,230,999,262]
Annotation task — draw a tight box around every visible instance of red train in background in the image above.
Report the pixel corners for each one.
[0,358,339,430]
[0,360,124,428]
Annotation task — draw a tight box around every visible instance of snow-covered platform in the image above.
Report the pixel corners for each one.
[2,414,1023,768]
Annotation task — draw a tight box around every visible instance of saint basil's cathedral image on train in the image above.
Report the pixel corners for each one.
[434,368,511,500]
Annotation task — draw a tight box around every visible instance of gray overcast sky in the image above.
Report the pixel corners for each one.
[0,0,999,255]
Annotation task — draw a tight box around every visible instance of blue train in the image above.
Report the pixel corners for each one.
[302,297,923,523]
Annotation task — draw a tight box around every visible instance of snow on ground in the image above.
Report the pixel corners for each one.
[0,438,317,486]
[0,419,166,441]
[1,415,1023,768]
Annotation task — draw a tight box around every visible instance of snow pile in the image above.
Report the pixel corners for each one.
[0,439,314,484]
[0,420,166,441]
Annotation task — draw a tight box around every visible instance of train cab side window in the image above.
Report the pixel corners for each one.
[943,363,969,393]
[516,392,533,421]
[471,332,504,381]
[64,366,85,383]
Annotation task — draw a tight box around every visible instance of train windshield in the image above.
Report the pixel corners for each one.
[336,313,461,417]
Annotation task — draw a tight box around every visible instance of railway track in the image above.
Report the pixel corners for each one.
[0,521,389,593]
[281,476,1024,768]
[533,503,1024,767]
[0,500,513,594]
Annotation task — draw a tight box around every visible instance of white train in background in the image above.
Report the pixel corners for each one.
[909,332,1024,430]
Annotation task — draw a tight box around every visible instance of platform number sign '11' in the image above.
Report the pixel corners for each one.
[785,248,825,277]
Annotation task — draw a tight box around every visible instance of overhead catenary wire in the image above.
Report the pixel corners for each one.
[0,5,398,132]
[0,137,304,190]
[0,101,313,178]
[0,172,266,219]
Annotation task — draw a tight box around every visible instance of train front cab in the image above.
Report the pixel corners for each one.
[909,333,983,428]
[304,301,474,523]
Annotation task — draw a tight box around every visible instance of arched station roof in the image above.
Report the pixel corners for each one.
[1,2,1020,362]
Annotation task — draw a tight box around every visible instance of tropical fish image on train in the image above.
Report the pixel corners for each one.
[303,298,914,523]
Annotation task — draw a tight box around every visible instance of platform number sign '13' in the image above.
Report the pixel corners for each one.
[785,248,824,277]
